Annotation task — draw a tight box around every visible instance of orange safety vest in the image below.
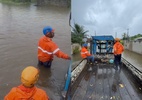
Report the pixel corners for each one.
[81,47,91,58]
[113,42,124,55]
[4,85,49,100]
[38,36,69,62]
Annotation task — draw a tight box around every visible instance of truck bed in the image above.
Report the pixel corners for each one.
[71,63,142,100]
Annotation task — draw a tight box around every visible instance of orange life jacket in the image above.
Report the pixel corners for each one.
[113,42,124,55]
[38,36,69,62]
[81,47,91,58]
[4,85,49,100]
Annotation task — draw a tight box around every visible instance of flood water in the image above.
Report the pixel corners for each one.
[0,3,71,100]
[72,53,81,62]
[122,49,142,71]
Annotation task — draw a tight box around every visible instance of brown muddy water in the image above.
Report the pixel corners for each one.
[122,49,142,71]
[0,3,71,100]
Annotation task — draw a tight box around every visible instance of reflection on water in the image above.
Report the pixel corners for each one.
[123,49,142,71]
[112,70,121,92]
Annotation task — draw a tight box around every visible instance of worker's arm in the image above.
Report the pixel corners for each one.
[85,51,91,56]
[55,50,71,60]
[50,43,70,60]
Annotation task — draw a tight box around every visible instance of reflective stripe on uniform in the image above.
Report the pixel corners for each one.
[81,51,88,54]
[38,46,60,55]
[53,48,60,54]
[38,46,53,55]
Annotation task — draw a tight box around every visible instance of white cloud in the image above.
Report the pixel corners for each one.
[72,0,142,38]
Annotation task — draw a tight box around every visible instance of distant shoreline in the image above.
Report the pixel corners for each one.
[0,0,70,7]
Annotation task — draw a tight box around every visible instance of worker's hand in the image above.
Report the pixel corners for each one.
[67,56,71,60]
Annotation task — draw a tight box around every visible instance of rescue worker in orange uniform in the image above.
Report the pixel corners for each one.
[4,66,49,100]
[113,38,124,70]
[38,26,71,68]
[81,43,94,64]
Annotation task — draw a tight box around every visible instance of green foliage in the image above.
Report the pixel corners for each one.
[0,0,31,2]
[71,23,88,44]
[73,46,80,54]
[120,40,124,45]
[71,33,82,44]
[130,34,142,40]
[72,23,88,35]
[0,0,70,6]
[122,33,128,40]
[0,0,32,4]
[122,33,142,41]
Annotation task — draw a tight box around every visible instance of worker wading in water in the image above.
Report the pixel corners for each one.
[38,26,71,68]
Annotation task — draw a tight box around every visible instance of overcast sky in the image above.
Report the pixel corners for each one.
[71,0,142,38]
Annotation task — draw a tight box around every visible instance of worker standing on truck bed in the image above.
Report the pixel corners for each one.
[113,38,124,70]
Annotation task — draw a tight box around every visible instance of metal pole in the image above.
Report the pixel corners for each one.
[127,28,129,41]
[115,32,117,38]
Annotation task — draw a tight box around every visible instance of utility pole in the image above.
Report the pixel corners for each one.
[115,32,117,38]
[127,28,129,41]
[95,30,96,36]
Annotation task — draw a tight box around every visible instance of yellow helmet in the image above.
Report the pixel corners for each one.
[21,66,39,87]
[115,38,120,42]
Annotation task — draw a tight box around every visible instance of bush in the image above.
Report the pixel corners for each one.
[73,46,80,54]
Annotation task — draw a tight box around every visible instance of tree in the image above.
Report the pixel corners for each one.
[122,33,127,40]
[130,34,142,40]
[71,23,88,44]
[122,33,142,41]
[72,23,88,36]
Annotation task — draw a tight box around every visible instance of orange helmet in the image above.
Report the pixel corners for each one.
[21,66,39,87]
[115,38,120,42]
